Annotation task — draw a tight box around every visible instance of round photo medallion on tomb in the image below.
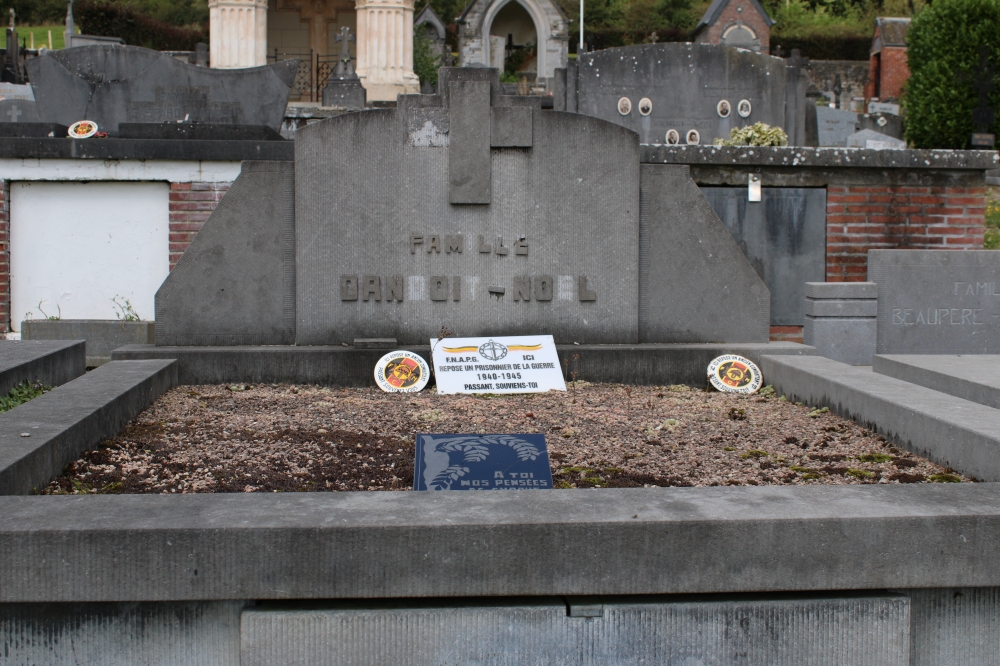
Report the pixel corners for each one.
[617,97,632,115]
[68,120,99,139]
[707,354,763,394]
[374,350,430,393]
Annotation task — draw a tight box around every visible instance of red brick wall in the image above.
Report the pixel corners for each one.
[696,0,771,54]
[0,182,8,333]
[826,185,986,282]
[867,46,909,100]
[169,182,230,269]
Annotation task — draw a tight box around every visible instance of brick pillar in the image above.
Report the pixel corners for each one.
[826,185,986,282]
[169,182,231,269]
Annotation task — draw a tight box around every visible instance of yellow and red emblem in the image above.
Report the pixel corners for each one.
[374,350,430,393]
[707,354,763,394]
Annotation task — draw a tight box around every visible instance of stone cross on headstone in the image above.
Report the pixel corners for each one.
[967,45,996,147]
[333,26,356,79]
[7,104,20,121]
[439,71,533,204]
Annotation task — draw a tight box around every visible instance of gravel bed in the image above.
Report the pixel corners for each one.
[40,382,971,495]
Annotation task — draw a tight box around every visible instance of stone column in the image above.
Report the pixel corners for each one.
[355,0,420,102]
[208,0,268,69]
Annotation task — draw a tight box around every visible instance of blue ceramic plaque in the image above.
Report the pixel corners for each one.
[413,434,553,491]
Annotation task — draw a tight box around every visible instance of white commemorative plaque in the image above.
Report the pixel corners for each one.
[430,335,567,395]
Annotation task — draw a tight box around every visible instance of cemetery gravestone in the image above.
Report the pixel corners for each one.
[157,67,770,346]
[571,44,790,146]
[815,106,859,147]
[869,250,1000,354]
[13,45,298,135]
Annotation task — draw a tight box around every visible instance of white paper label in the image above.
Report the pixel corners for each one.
[430,335,567,394]
[748,175,762,202]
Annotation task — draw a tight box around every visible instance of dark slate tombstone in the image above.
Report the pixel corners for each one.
[18,45,298,135]
[413,433,553,490]
[869,250,1000,354]
[157,67,770,346]
[573,44,789,146]
[702,187,826,326]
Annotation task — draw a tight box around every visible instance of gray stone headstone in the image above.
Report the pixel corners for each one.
[159,67,773,347]
[20,45,298,135]
[155,162,295,346]
[294,68,640,345]
[869,250,1000,354]
[575,44,788,146]
[702,187,826,326]
[815,106,859,147]
[639,166,770,342]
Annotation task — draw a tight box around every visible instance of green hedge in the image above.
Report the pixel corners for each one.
[905,0,1000,149]
[769,35,871,61]
[76,1,208,51]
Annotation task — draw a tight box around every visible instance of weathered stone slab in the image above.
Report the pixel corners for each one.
[156,162,295,346]
[294,70,640,345]
[5,484,1000,602]
[0,340,85,395]
[22,320,154,366]
[241,596,910,666]
[873,354,1000,409]
[702,186,826,325]
[115,342,811,386]
[805,299,878,317]
[575,43,788,146]
[640,166,770,342]
[805,282,878,299]
[20,45,297,135]
[869,250,1000,354]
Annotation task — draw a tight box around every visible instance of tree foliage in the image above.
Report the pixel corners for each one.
[76,0,208,50]
[904,0,1000,148]
[413,27,440,86]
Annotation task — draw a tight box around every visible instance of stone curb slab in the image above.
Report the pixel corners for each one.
[112,342,813,387]
[0,359,177,495]
[805,282,878,299]
[804,300,878,317]
[2,484,1000,602]
[760,355,1000,481]
[0,340,85,395]
[873,355,1000,410]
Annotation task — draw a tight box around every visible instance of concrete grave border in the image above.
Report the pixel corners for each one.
[0,339,85,395]
[0,359,177,495]
[761,354,1000,482]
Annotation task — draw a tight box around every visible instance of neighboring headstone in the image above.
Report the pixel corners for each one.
[815,106,859,147]
[803,282,877,365]
[570,44,792,146]
[869,250,1000,354]
[17,45,298,135]
[856,112,905,141]
[0,100,41,124]
[0,82,33,101]
[846,129,906,150]
[158,67,770,346]
[322,27,366,108]
[413,433,553,490]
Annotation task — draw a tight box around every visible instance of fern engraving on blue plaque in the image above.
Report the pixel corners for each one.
[413,434,553,491]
